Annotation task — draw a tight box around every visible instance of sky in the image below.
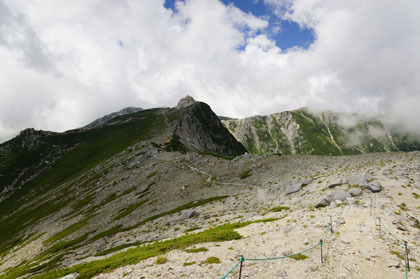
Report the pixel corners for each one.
[1,0,420,143]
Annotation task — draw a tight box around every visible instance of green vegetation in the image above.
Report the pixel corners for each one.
[163,135,187,153]
[183,261,196,266]
[95,242,146,256]
[290,254,309,260]
[390,250,404,260]
[185,247,208,253]
[0,108,166,258]
[185,226,201,233]
[22,218,278,279]
[203,257,221,264]
[43,216,93,245]
[114,200,148,220]
[155,256,167,265]
[412,192,420,199]
[269,206,289,212]
[398,203,407,211]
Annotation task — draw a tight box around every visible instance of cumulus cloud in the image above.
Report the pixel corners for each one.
[0,0,419,142]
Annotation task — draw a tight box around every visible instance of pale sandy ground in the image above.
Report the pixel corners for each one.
[94,186,419,278]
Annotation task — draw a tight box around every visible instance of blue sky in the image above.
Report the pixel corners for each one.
[164,0,315,50]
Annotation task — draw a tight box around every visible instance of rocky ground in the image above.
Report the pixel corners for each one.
[2,149,420,279]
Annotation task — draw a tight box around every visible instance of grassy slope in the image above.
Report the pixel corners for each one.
[224,109,420,155]
[0,108,166,260]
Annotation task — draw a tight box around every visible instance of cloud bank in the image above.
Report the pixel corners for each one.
[1,0,420,142]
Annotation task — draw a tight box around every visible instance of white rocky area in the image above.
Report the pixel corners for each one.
[87,152,420,278]
[2,148,420,279]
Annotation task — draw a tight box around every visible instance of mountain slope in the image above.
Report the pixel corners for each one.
[84,107,143,129]
[222,108,420,155]
[0,97,246,278]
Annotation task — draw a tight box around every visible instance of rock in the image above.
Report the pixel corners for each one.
[301,178,312,185]
[347,172,371,185]
[182,210,197,219]
[368,181,382,193]
[275,269,287,277]
[387,257,401,268]
[359,249,371,260]
[328,177,348,188]
[332,189,351,202]
[241,213,256,221]
[396,223,407,231]
[58,273,79,279]
[281,249,292,256]
[330,201,336,208]
[167,217,182,225]
[316,198,330,208]
[406,213,420,228]
[285,183,303,195]
[176,95,196,109]
[336,217,346,224]
[348,188,362,197]
[346,197,356,205]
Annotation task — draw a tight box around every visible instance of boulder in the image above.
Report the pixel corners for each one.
[331,189,351,201]
[285,183,303,195]
[328,177,347,188]
[387,257,401,268]
[336,217,345,224]
[347,172,371,185]
[406,213,420,228]
[349,188,362,197]
[182,210,198,219]
[301,178,312,185]
[316,198,330,208]
[368,181,382,193]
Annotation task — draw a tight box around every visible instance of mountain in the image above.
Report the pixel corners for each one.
[222,107,420,155]
[84,107,143,129]
[1,99,419,279]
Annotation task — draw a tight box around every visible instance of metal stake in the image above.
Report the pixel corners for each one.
[330,216,333,233]
[405,241,410,272]
[239,256,244,279]
[320,239,324,263]
[370,197,373,216]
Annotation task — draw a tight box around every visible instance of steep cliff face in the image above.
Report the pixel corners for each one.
[171,98,246,158]
[222,108,420,155]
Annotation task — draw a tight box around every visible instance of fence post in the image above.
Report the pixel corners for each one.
[330,216,333,234]
[404,241,410,272]
[370,197,373,216]
[377,217,381,238]
[239,256,244,279]
[320,239,324,263]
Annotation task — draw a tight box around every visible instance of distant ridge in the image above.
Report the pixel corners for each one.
[222,107,420,155]
[85,107,143,128]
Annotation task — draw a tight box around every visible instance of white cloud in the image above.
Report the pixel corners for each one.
[0,0,420,143]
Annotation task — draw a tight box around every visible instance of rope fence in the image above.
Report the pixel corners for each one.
[221,216,335,279]
[372,196,410,279]
[221,196,413,279]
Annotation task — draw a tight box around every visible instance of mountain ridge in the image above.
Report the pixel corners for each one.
[222,107,420,155]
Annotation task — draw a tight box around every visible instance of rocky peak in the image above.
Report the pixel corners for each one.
[176,95,196,109]
[17,128,52,150]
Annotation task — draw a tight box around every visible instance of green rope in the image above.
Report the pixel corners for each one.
[221,257,243,279]
[244,242,321,261]
[245,224,331,261]
[372,198,404,245]
[222,221,331,276]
